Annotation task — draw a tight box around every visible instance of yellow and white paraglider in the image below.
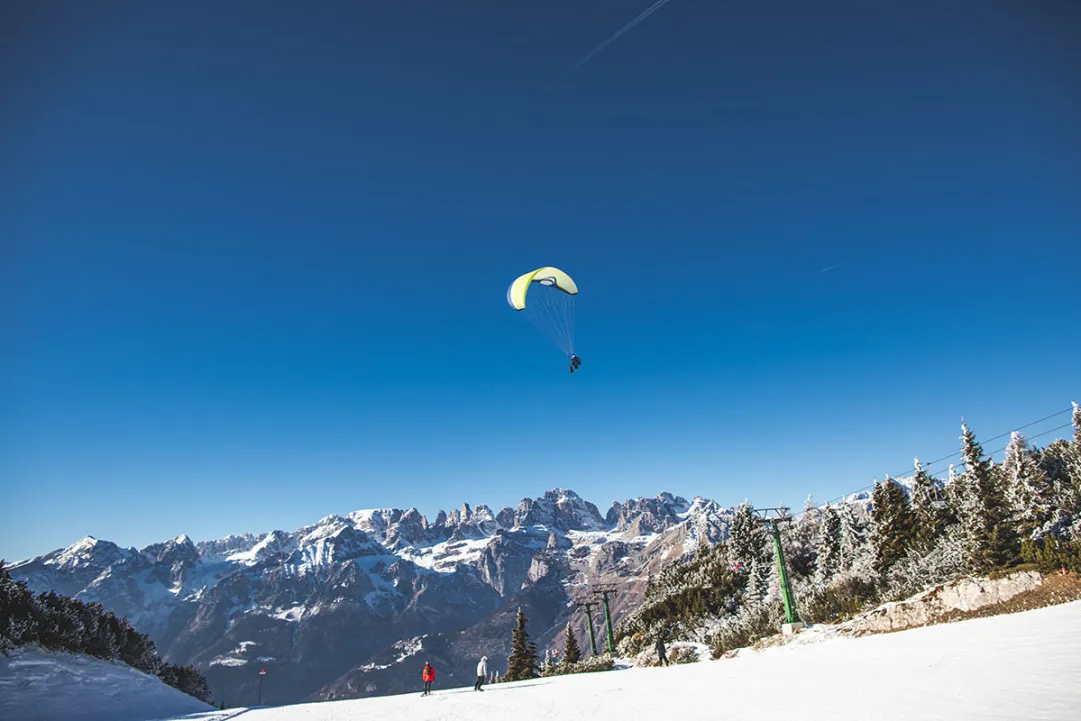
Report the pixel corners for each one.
[506,266,581,373]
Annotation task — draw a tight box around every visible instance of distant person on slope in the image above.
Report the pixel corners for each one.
[475,656,488,691]
[655,634,669,667]
[422,662,436,696]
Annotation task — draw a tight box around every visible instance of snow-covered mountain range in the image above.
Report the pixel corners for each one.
[10,488,732,706]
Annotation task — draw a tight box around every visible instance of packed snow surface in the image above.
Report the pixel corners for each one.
[159,600,1080,721]
[0,647,214,721]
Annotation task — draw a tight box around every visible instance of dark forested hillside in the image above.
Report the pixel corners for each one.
[0,563,214,704]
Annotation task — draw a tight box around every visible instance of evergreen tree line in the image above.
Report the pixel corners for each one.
[0,562,213,705]
[502,607,613,682]
[792,411,1081,621]
[614,406,1081,657]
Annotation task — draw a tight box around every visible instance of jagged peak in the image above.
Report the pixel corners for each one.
[540,487,582,502]
[299,515,359,546]
[48,536,132,570]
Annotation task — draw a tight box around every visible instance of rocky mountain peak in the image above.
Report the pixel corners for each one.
[385,508,429,549]
[47,536,135,572]
[606,492,690,534]
[141,534,199,567]
[515,488,607,532]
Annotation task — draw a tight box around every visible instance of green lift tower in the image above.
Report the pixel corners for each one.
[575,600,600,657]
[752,506,803,630]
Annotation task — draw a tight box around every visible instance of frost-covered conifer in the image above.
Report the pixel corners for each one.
[728,502,760,568]
[1070,402,1081,505]
[813,504,842,588]
[870,478,916,575]
[783,495,821,580]
[1004,432,1055,538]
[838,502,872,576]
[911,457,951,553]
[1074,401,1081,445]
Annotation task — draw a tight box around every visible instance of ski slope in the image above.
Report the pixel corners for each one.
[162,599,1081,721]
[0,647,214,721]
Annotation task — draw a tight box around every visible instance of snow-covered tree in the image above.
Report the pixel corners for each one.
[813,504,842,587]
[728,501,771,603]
[728,502,761,568]
[910,457,952,553]
[838,502,872,576]
[783,495,821,579]
[1038,439,1079,523]
[885,523,969,600]
[968,423,1016,570]
[1003,432,1055,538]
[1071,401,1081,506]
[960,421,1017,569]
[870,478,916,575]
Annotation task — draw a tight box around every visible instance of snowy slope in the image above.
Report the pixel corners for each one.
[0,647,214,721]
[160,600,1081,721]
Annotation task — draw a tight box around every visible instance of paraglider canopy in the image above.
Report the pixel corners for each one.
[506,267,578,310]
[506,266,579,359]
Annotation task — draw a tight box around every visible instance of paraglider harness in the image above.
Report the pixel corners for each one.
[569,355,582,373]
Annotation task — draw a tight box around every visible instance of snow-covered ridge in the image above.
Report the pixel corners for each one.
[14,488,728,570]
[7,487,745,671]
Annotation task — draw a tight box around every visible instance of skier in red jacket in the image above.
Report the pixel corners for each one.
[422,662,436,696]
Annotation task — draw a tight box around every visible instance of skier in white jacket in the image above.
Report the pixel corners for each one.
[474,656,488,691]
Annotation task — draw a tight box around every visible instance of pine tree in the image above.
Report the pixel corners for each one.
[870,478,916,575]
[729,502,771,603]
[728,502,760,569]
[910,458,951,553]
[1070,402,1081,507]
[783,495,821,579]
[960,421,1017,569]
[562,622,581,664]
[528,640,539,671]
[813,505,842,587]
[505,607,537,681]
[0,562,40,652]
[1038,439,1079,522]
[838,502,871,575]
[1004,432,1054,538]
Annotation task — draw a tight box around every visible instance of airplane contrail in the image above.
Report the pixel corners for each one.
[818,262,845,274]
[559,0,677,79]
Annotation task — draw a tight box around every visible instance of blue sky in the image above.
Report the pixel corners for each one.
[2,1,1079,561]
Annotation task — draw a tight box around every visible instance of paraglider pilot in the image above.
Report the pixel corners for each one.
[569,355,582,373]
